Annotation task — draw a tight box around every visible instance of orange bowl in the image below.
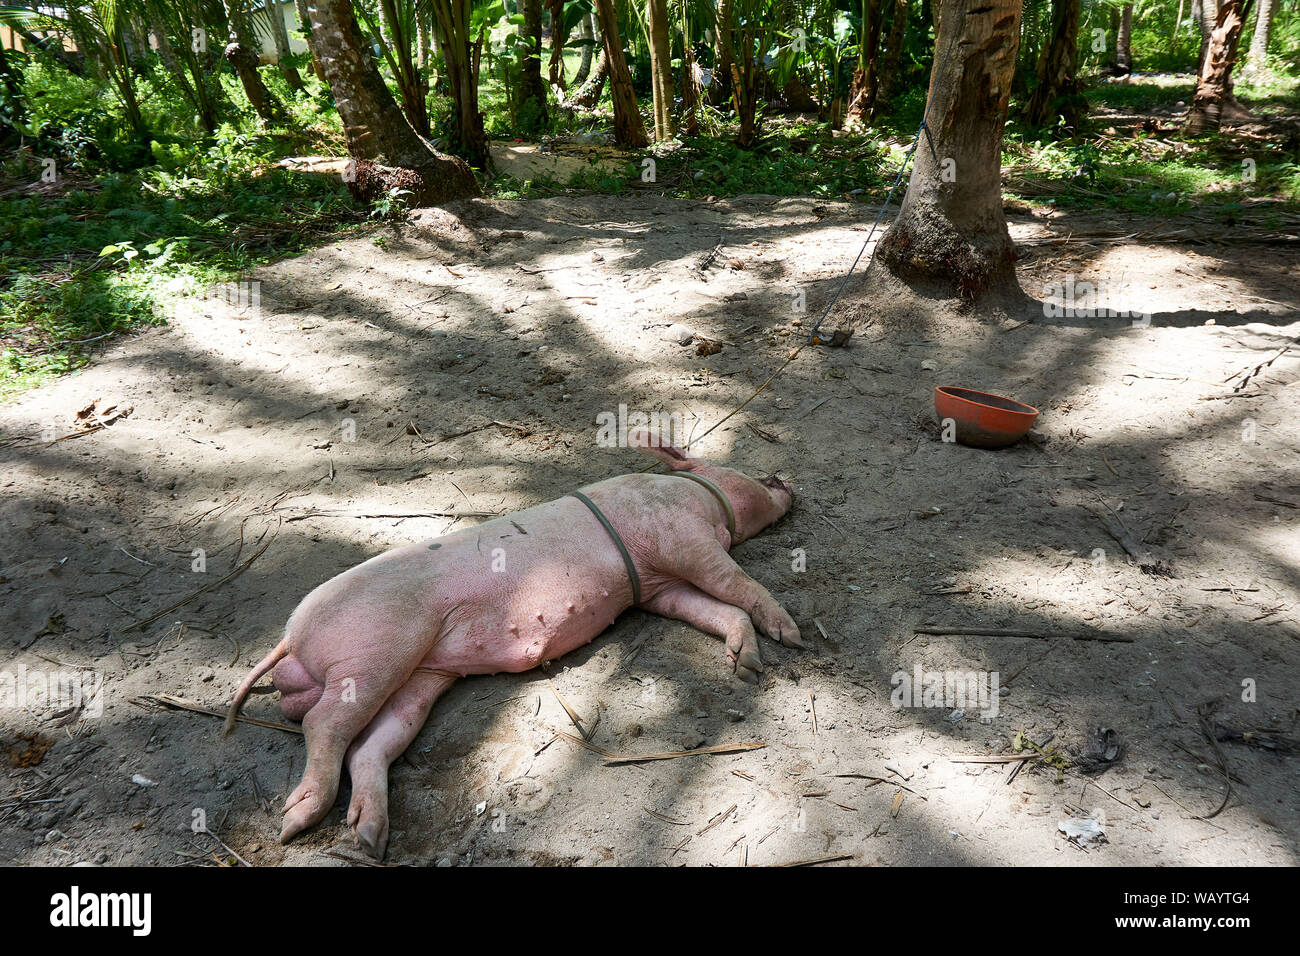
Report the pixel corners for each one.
[934,386,1039,449]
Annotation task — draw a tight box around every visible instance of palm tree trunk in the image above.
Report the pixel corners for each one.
[548,0,568,90]
[430,0,491,169]
[571,46,609,107]
[1197,0,1219,69]
[845,0,883,127]
[573,11,596,86]
[308,0,479,202]
[1245,0,1274,72]
[295,0,328,79]
[1186,0,1254,133]
[519,0,548,132]
[873,0,909,114]
[593,0,648,146]
[712,0,734,105]
[875,0,1024,302]
[646,0,676,140]
[1114,2,1133,74]
[265,0,307,92]
[1025,0,1084,129]
[224,0,285,123]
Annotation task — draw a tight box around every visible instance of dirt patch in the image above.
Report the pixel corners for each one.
[0,193,1297,866]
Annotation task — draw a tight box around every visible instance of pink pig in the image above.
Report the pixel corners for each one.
[225,431,802,858]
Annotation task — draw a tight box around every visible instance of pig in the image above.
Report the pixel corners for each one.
[225,430,802,859]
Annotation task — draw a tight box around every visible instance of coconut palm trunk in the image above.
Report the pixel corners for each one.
[429,0,491,168]
[264,0,306,91]
[307,0,479,202]
[223,0,285,123]
[845,0,883,127]
[646,0,675,140]
[573,11,596,86]
[295,0,328,79]
[873,0,909,114]
[1025,0,1084,129]
[593,0,649,146]
[1114,2,1133,75]
[1185,0,1254,133]
[1245,0,1274,72]
[571,45,609,106]
[874,0,1024,302]
[519,0,548,131]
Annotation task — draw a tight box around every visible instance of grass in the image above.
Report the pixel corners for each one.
[0,137,364,401]
[0,65,367,401]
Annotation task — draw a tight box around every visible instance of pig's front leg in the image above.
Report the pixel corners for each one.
[642,583,766,683]
[670,540,804,650]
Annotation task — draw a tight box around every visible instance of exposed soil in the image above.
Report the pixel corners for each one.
[1,192,1297,866]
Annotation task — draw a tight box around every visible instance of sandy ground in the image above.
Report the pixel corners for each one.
[1,192,1297,867]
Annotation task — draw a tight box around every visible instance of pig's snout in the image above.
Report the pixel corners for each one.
[761,475,794,498]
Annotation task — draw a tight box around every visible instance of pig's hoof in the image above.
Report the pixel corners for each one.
[774,620,803,649]
[354,820,388,860]
[280,786,330,844]
[735,664,761,685]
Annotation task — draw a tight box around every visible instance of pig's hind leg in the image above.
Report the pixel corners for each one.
[344,668,457,859]
[280,671,396,846]
[642,583,766,684]
[671,541,804,650]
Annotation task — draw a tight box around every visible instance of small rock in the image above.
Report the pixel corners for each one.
[663,323,696,345]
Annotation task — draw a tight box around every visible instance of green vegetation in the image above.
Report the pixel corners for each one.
[1,0,1297,398]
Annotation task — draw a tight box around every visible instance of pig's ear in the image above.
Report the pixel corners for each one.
[627,429,696,470]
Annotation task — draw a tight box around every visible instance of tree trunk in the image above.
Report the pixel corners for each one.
[593,0,649,146]
[845,0,884,127]
[429,0,491,169]
[519,0,548,132]
[295,0,328,79]
[681,46,702,133]
[1114,2,1133,75]
[265,0,307,91]
[224,0,285,123]
[646,0,676,140]
[374,0,430,136]
[1185,0,1253,133]
[873,0,910,113]
[571,46,609,107]
[1025,0,1083,128]
[1245,0,1274,72]
[1197,0,1219,70]
[149,16,217,133]
[308,0,478,203]
[548,0,568,90]
[713,0,734,105]
[874,0,1023,303]
[573,11,596,86]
